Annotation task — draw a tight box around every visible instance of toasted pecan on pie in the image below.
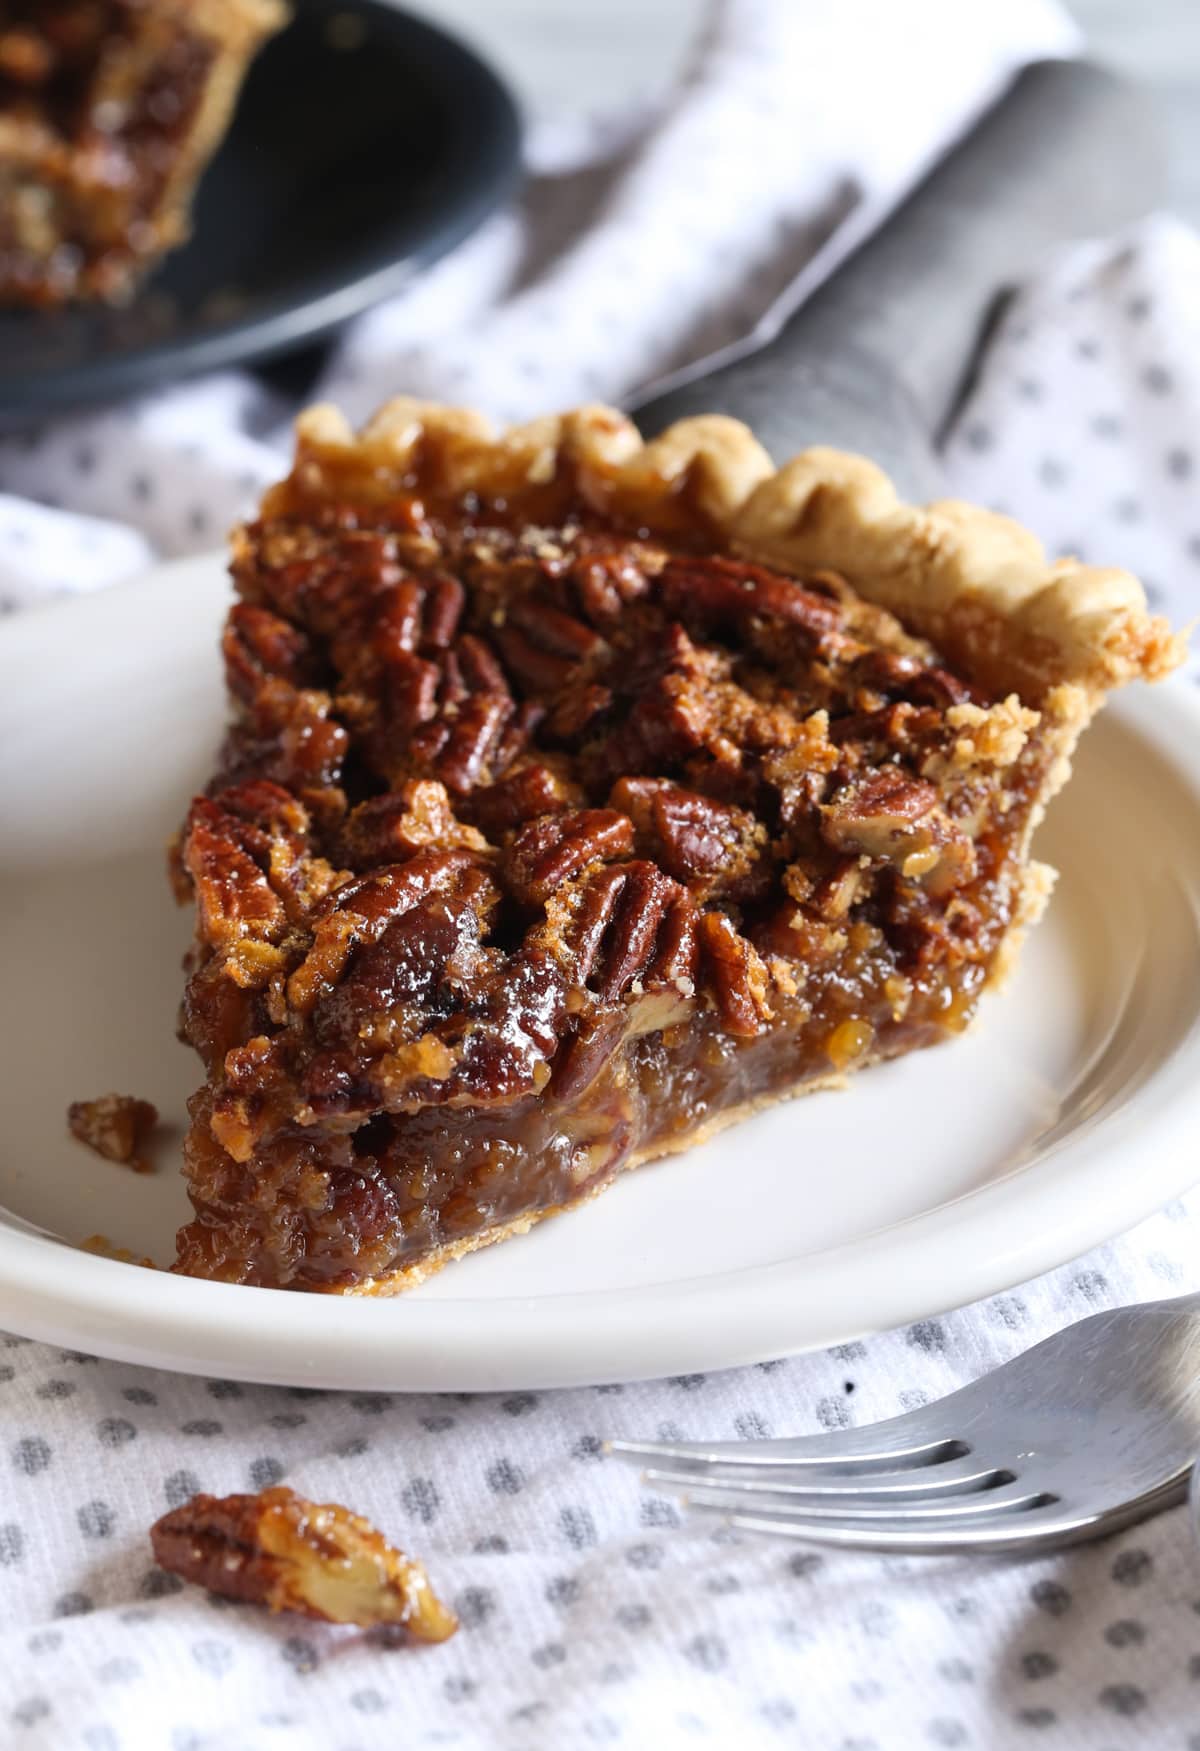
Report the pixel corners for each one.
[151,1485,457,1638]
[0,0,285,307]
[167,400,1182,1293]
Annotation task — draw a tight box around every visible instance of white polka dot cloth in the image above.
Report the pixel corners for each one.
[7,2,1200,1747]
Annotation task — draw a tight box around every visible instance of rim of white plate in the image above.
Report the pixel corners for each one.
[1,559,1198,1390]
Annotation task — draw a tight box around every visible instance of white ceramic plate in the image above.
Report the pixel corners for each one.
[3,557,1200,1391]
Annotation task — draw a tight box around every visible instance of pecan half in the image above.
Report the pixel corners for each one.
[309,864,495,1054]
[610,776,768,901]
[223,604,317,703]
[288,850,481,1017]
[698,913,772,1036]
[568,545,654,625]
[492,596,598,692]
[546,867,700,1097]
[470,760,581,837]
[183,797,288,950]
[220,676,350,803]
[540,862,701,1003]
[581,625,729,785]
[660,555,845,643]
[505,809,634,906]
[821,767,976,893]
[821,767,940,857]
[336,780,487,869]
[150,1486,457,1640]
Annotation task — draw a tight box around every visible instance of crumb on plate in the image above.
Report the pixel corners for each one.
[67,1094,159,1172]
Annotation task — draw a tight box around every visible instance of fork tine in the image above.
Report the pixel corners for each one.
[680,1478,1048,1524]
[641,1457,1008,1501]
[695,1507,1101,1555]
[694,1473,1190,1553]
[605,1433,965,1474]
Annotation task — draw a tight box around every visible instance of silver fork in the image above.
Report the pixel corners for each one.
[607,1294,1200,1553]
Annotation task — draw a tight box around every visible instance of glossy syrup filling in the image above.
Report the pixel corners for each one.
[173,494,1053,1290]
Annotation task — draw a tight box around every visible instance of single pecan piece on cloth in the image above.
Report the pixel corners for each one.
[150,1486,457,1640]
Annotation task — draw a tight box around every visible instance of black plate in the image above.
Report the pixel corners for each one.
[0,0,521,422]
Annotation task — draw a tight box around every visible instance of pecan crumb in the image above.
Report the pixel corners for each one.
[150,1486,457,1640]
[68,1095,159,1173]
[79,1235,157,1269]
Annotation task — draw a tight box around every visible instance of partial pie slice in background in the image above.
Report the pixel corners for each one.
[168,400,1182,1293]
[0,0,287,307]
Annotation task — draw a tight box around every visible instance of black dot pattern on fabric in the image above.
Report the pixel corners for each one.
[683,1634,728,1674]
[76,1501,116,1540]
[140,1569,183,1601]
[560,1506,598,1550]
[454,1588,496,1630]
[927,1721,968,1748]
[206,1380,243,1401]
[164,1469,201,1509]
[13,1436,52,1475]
[1031,1581,1073,1618]
[97,1418,136,1448]
[1098,1684,1148,1716]
[402,1476,441,1524]
[12,1698,51,1728]
[280,1638,319,1676]
[486,1458,524,1496]
[1112,1549,1154,1587]
[37,1378,75,1401]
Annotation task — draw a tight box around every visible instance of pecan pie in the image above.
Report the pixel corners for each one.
[170,400,1181,1292]
[0,0,286,306]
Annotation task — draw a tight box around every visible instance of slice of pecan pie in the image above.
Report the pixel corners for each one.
[170,401,1181,1292]
[0,0,286,307]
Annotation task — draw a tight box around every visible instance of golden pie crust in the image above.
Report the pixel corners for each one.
[283,398,1180,705]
